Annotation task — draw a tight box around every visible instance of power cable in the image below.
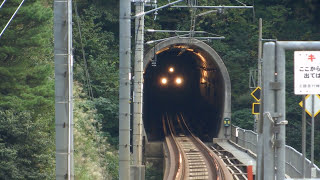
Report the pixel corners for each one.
[74,2,110,179]
[235,0,256,21]
[95,123,108,179]
[0,0,7,9]
[74,0,94,100]
[0,0,25,39]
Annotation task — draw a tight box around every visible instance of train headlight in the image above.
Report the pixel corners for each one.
[161,78,168,85]
[175,77,182,85]
[169,67,174,73]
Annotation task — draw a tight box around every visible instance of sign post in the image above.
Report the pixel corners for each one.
[302,95,306,178]
[311,94,314,168]
[299,94,320,170]
[295,51,320,176]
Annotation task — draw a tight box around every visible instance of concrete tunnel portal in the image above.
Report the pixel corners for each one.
[143,38,231,142]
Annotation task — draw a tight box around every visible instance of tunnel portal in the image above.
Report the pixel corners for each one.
[143,38,231,142]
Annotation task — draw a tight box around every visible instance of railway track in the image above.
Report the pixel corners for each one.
[163,113,232,180]
[211,145,248,180]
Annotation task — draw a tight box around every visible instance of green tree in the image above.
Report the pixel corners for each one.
[0,110,54,179]
[0,0,55,178]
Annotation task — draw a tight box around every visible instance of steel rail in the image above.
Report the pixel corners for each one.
[162,115,177,180]
[169,115,185,179]
[162,113,184,180]
[225,156,247,179]
[211,145,248,179]
[163,112,235,179]
[178,113,224,179]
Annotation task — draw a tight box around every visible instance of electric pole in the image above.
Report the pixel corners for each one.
[54,0,74,179]
[133,0,144,167]
[256,18,263,180]
[119,0,132,179]
[132,1,146,179]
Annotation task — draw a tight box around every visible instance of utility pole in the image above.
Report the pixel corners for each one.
[261,43,276,180]
[119,0,131,179]
[132,0,145,179]
[54,0,74,179]
[254,18,263,134]
[256,18,263,180]
[258,18,262,92]
[133,0,144,167]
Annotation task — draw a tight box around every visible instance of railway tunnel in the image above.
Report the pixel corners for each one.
[143,38,231,142]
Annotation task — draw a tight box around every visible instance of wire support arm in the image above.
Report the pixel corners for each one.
[196,10,218,17]
[172,5,253,9]
[146,29,207,34]
[133,0,185,18]
[146,34,190,44]
[146,35,224,44]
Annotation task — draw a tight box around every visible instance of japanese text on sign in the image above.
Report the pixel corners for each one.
[294,51,320,95]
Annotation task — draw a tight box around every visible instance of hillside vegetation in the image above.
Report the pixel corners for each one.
[0,0,319,179]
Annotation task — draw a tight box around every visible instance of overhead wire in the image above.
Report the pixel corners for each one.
[235,0,256,21]
[0,0,7,9]
[0,0,25,39]
[234,0,246,6]
[74,2,109,179]
[74,0,94,100]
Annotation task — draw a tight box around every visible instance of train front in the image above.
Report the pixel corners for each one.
[147,49,198,110]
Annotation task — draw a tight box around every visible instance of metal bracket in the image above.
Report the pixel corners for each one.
[270,82,281,90]
[276,120,288,125]
[261,38,277,42]
[265,112,287,126]
[264,112,275,123]
[274,140,282,148]
[273,126,280,133]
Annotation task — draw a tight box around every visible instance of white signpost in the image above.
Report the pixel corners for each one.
[294,51,320,95]
[295,51,320,178]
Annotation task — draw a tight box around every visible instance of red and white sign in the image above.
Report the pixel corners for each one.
[294,51,320,95]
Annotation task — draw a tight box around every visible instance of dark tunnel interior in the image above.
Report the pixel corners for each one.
[143,46,225,142]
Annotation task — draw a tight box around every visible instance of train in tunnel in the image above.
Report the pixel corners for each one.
[142,38,232,142]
